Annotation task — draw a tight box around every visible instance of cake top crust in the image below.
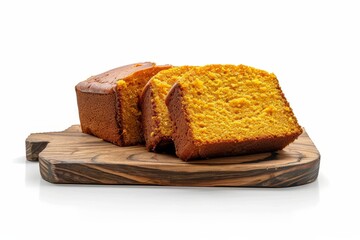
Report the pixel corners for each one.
[76,62,165,94]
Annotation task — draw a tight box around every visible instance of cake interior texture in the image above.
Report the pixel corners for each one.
[116,66,170,145]
[167,64,302,160]
[143,66,194,150]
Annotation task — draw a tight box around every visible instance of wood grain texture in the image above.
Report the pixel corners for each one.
[26,125,320,187]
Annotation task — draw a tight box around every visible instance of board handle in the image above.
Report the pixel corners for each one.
[26,138,48,161]
[26,125,81,161]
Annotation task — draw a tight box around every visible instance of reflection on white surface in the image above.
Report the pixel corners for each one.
[24,156,321,216]
[24,159,41,187]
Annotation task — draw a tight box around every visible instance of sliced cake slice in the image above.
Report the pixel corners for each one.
[140,66,194,151]
[165,64,302,161]
[76,62,171,146]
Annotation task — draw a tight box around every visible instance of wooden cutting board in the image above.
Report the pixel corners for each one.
[26,125,320,187]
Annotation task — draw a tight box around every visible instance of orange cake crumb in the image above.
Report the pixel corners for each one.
[166,64,302,161]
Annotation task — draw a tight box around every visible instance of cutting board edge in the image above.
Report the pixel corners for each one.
[26,125,320,188]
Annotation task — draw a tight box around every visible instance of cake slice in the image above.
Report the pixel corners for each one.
[140,66,194,152]
[76,62,171,146]
[165,64,302,161]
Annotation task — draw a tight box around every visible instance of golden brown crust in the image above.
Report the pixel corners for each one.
[166,83,302,161]
[139,82,158,150]
[75,62,155,94]
[76,89,123,145]
[165,83,197,160]
[140,82,175,152]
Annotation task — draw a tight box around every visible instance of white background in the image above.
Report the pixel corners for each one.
[1,0,359,239]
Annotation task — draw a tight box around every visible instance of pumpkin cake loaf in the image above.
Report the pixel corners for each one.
[76,62,171,146]
[140,66,195,152]
[166,64,302,161]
